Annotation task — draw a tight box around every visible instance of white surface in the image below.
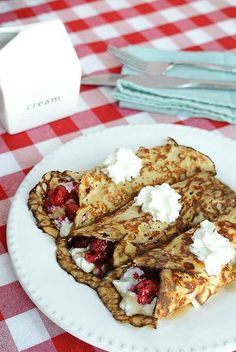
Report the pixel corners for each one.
[7,124,236,352]
[0,152,21,177]
[0,253,17,286]
[6,308,50,351]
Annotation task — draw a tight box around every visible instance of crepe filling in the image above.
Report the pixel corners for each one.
[43,180,79,237]
[113,267,160,317]
[69,236,114,277]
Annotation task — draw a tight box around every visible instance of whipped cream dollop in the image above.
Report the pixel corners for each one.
[70,247,95,273]
[189,220,234,276]
[102,148,142,184]
[134,183,182,223]
[113,267,156,317]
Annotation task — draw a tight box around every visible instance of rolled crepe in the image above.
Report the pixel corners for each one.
[97,208,236,328]
[56,172,236,289]
[29,138,215,237]
[74,138,215,228]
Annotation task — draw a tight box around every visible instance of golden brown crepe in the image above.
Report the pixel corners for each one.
[97,208,236,328]
[29,138,215,238]
[56,172,236,290]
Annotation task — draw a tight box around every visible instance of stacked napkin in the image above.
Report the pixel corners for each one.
[113,46,236,123]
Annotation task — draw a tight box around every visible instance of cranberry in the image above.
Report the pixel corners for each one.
[85,252,104,264]
[47,185,69,206]
[85,239,113,264]
[43,199,54,214]
[89,238,109,253]
[47,189,54,198]
[70,236,91,249]
[69,182,80,205]
[132,279,159,305]
[133,272,141,280]
[65,200,79,221]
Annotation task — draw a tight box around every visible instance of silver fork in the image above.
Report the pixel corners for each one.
[108,45,236,75]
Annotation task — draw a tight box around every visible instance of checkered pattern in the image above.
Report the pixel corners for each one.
[1,0,236,351]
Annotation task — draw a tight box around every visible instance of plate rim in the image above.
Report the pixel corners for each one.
[7,123,236,352]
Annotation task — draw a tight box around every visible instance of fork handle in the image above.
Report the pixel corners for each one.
[169,61,236,74]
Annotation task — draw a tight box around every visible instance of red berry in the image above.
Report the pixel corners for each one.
[48,185,69,206]
[85,239,114,264]
[70,236,91,249]
[85,251,111,264]
[47,189,54,198]
[65,201,79,221]
[133,272,141,280]
[89,238,109,253]
[43,199,54,214]
[85,252,102,264]
[133,279,159,305]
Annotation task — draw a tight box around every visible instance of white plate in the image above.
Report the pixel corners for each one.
[7,124,236,352]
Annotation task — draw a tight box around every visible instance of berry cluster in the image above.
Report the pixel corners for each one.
[132,279,159,305]
[70,236,114,276]
[44,182,79,221]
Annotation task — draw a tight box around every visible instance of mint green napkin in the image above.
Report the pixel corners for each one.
[113,46,236,123]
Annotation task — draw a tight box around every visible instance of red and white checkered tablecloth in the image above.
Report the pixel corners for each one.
[1,1,236,351]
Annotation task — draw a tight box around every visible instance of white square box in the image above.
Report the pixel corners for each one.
[0,20,82,134]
